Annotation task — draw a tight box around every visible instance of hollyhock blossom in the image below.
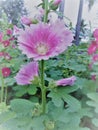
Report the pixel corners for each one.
[88,62,93,70]
[55,76,76,86]
[53,0,62,6]
[21,16,32,25]
[0,32,3,42]
[4,53,12,60]
[87,41,98,55]
[2,40,10,47]
[92,54,98,61]
[13,25,22,36]
[93,29,98,41]
[2,67,11,77]
[15,61,38,85]
[91,75,96,81]
[6,29,13,35]
[18,20,73,60]
[0,52,4,57]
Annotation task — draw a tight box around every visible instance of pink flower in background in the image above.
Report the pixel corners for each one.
[21,16,32,25]
[55,76,76,86]
[0,32,3,42]
[13,25,22,36]
[0,52,4,57]
[53,0,62,6]
[92,54,98,61]
[88,62,93,70]
[4,53,12,60]
[15,61,38,85]
[2,67,11,77]
[87,41,98,55]
[6,29,13,35]
[2,40,10,47]
[93,29,98,41]
[91,75,96,81]
[18,20,73,60]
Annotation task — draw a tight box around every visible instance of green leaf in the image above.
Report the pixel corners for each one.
[0,111,15,124]
[87,93,98,113]
[10,99,34,116]
[27,84,37,95]
[92,118,98,127]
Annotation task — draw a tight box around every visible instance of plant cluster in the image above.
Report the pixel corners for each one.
[0,0,98,130]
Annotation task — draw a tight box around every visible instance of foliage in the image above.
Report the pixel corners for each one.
[0,0,98,130]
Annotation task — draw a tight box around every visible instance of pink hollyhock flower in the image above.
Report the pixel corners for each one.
[2,67,11,77]
[87,41,98,55]
[9,37,15,41]
[0,32,3,42]
[6,29,13,35]
[91,75,96,81]
[55,76,76,86]
[92,54,98,61]
[21,16,32,25]
[53,0,62,6]
[88,62,93,70]
[18,20,73,60]
[2,40,10,47]
[93,29,98,41]
[15,61,38,85]
[0,52,4,57]
[4,53,12,60]
[13,25,22,36]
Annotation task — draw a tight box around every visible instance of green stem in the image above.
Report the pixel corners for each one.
[39,0,48,114]
[4,87,7,103]
[0,69,5,103]
[44,0,48,23]
[40,60,46,114]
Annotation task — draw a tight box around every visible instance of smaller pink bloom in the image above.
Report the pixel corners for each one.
[88,62,93,70]
[55,76,76,86]
[91,75,96,81]
[9,37,15,41]
[92,54,98,61]
[2,40,10,47]
[93,29,98,41]
[2,67,11,77]
[0,52,4,57]
[4,53,12,60]
[21,16,32,25]
[0,32,3,42]
[15,61,38,85]
[13,25,22,36]
[53,0,62,6]
[6,29,13,35]
[87,41,98,55]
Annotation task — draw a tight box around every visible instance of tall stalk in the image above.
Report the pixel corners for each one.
[0,69,5,103]
[40,0,48,114]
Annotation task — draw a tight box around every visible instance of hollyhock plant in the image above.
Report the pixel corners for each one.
[0,32,3,42]
[4,53,12,60]
[2,67,11,77]
[18,20,73,61]
[55,76,76,86]
[87,40,98,55]
[15,61,38,85]
[92,54,98,62]
[2,40,10,47]
[0,52,4,57]
[6,29,13,35]
[93,28,98,41]
[53,0,62,6]
[21,16,32,25]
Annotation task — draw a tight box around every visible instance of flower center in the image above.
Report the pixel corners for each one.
[36,43,48,55]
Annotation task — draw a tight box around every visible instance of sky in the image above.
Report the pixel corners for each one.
[24,0,98,30]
